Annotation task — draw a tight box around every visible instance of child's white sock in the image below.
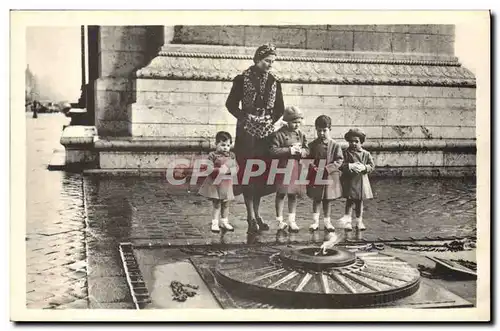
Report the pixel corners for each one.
[277,216,287,230]
[309,213,320,230]
[324,217,335,232]
[211,219,220,233]
[288,213,299,232]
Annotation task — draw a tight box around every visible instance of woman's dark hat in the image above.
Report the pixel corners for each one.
[253,43,277,64]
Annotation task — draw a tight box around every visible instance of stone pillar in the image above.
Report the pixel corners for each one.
[96,25,475,176]
[94,26,163,137]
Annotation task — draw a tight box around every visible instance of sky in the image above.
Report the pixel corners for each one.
[26,26,82,102]
[25,25,479,103]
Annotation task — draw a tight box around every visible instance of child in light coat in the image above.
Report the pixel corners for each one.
[337,128,375,231]
[199,131,238,233]
[269,106,309,232]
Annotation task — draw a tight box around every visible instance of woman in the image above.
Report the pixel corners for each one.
[225,43,285,234]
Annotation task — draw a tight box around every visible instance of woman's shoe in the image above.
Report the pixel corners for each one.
[247,219,259,234]
[256,217,270,231]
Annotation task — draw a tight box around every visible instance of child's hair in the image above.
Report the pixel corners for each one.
[215,131,232,144]
[314,115,332,129]
[344,128,366,144]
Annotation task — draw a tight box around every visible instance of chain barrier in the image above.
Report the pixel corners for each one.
[180,247,229,257]
[176,237,476,262]
[386,238,476,252]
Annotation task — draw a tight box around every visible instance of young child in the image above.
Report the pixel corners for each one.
[337,128,375,231]
[269,106,309,232]
[307,115,344,232]
[198,131,238,233]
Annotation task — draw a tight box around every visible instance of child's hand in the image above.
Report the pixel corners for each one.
[219,164,230,175]
[348,163,359,173]
[299,148,308,158]
[349,163,365,173]
[355,163,367,172]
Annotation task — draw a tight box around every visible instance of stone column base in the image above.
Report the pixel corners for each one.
[93,137,475,177]
[60,126,98,167]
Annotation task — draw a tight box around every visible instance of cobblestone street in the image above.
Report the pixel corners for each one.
[84,176,476,247]
[26,113,477,309]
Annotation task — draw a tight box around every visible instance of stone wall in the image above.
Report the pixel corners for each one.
[93,25,476,175]
[172,25,455,54]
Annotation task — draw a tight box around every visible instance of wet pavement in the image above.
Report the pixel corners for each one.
[26,113,477,309]
[83,176,476,247]
[26,113,88,309]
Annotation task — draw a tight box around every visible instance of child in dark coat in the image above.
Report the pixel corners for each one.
[307,115,344,232]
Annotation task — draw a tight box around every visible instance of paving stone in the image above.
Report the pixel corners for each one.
[48,294,78,307]
[88,276,130,303]
[67,284,88,300]
[26,291,55,303]
[57,299,89,309]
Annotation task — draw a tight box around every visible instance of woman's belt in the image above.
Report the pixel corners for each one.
[243,108,272,117]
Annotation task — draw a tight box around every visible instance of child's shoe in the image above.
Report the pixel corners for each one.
[220,218,234,231]
[288,213,300,233]
[353,216,366,231]
[337,215,352,231]
[323,218,335,232]
[277,216,288,231]
[211,219,220,233]
[309,213,320,231]
[309,221,319,231]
